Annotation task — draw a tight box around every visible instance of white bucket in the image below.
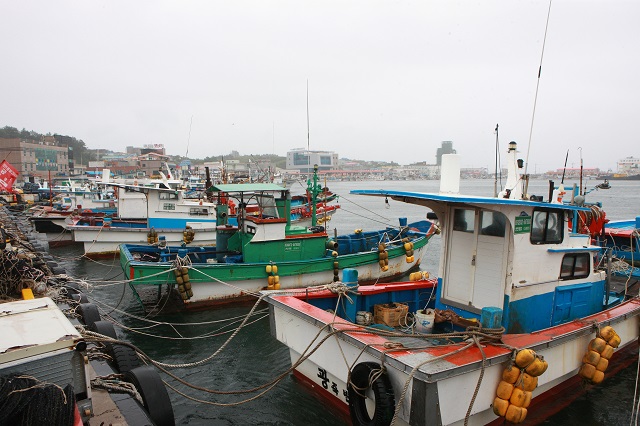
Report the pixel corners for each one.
[415,309,435,333]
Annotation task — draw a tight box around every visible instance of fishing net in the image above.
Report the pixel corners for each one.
[0,374,76,426]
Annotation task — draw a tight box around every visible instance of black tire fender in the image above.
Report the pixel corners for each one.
[348,362,395,426]
[112,344,142,373]
[124,365,175,426]
[77,303,101,328]
[89,320,117,355]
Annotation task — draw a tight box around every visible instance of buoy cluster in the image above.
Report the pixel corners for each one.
[173,265,193,300]
[266,263,280,290]
[147,228,159,244]
[493,348,548,424]
[331,250,339,282]
[378,243,389,272]
[403,238,414,263]
[409,271,429,281]
[579,325,621,384]
[183,226,195,244]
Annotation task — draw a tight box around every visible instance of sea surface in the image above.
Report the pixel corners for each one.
[51,178,640,425]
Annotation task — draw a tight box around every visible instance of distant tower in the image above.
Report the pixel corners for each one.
[436,141,456,166]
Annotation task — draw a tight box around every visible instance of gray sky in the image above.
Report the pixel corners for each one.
[2,0,638,172]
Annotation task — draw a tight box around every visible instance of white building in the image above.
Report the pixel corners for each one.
[617,156,640,174]
[286,149,338,173]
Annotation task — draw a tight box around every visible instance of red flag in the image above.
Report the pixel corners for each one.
[0,160,19,191]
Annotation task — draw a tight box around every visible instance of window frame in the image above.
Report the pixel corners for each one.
[530,208,564,245]
[559,253,591,280]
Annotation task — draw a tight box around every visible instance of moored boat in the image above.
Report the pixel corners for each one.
[119,181,436,310]
[264,145,640,426]
[602,216,640,268]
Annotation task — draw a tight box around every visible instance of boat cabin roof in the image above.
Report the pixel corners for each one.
[209,183,287,193]
[350,190,593,212]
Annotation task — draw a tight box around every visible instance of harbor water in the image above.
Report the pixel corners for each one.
[51,179,639,425]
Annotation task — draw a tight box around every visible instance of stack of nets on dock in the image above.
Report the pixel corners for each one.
[0,374,76,426]
[0,250,48,300]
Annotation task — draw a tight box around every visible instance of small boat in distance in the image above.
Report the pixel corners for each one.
[264,144,640,426]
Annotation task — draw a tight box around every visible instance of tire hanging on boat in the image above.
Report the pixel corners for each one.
[348,362,395,426]
[493,348,548,424]
[579,325,621,384]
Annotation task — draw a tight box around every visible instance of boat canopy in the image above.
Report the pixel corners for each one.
[350,189,593,212]
[209,183,286,193]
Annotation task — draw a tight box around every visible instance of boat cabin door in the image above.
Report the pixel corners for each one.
[444,208,509,310]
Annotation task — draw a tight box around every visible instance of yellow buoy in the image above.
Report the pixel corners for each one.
[582,350,601,366]
[599,326,616,341]
[600,344,615,360]
[588,337,607,353]
[492,397,509,417]
[505,405,527,424]
[266,264,272,274]
[608,334,621,348]
[496,381,514,400]
[515,349,536,369]
[502,365,520,384]
[579,363,596,380]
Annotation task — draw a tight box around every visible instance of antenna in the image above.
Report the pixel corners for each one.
[494,124,499,197]
[306,79,310,151]
[186,115,193,158]
[560,149,569,184]
[524,0,553,177]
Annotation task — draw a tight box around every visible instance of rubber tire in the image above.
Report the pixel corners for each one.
[124,365,175,426]
[77,303,101,328]
[89,320,117,339]
[89,320,117,355]
[112,344,142,373]
[348,362,395,426]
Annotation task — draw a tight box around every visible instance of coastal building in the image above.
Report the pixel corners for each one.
[617,156,640,174]
[286,148,338,173]
[0,136,69,180]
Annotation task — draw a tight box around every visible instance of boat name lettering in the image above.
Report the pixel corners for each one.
[284,241,302,251]
[317,367,347,400]
[514,215,532,234]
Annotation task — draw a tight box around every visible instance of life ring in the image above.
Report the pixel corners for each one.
[348,362,395,426]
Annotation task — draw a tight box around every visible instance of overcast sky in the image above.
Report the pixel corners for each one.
[2,0,638,172]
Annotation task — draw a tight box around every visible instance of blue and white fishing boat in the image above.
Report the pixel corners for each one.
[603,216,640,268]
[265,143,640,426]
[66,183,219,257]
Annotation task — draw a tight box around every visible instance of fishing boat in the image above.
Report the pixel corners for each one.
[264,145,640,426]
[602,216,640,268]
[67,182,219,257]
[119,175,436,310]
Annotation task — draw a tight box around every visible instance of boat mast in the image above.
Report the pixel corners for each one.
[494,123,499,197]
[523,0,554,198]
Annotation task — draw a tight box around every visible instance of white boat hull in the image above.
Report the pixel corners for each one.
[72,226,217,257]
[269,297,640,425]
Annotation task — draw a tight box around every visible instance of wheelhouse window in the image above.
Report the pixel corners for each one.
[480,211,507,237]
[453,208,474,233]
[530,209,563,244]
[560,253,590,279]
[159,192,178,200]
[189,207,209,216]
